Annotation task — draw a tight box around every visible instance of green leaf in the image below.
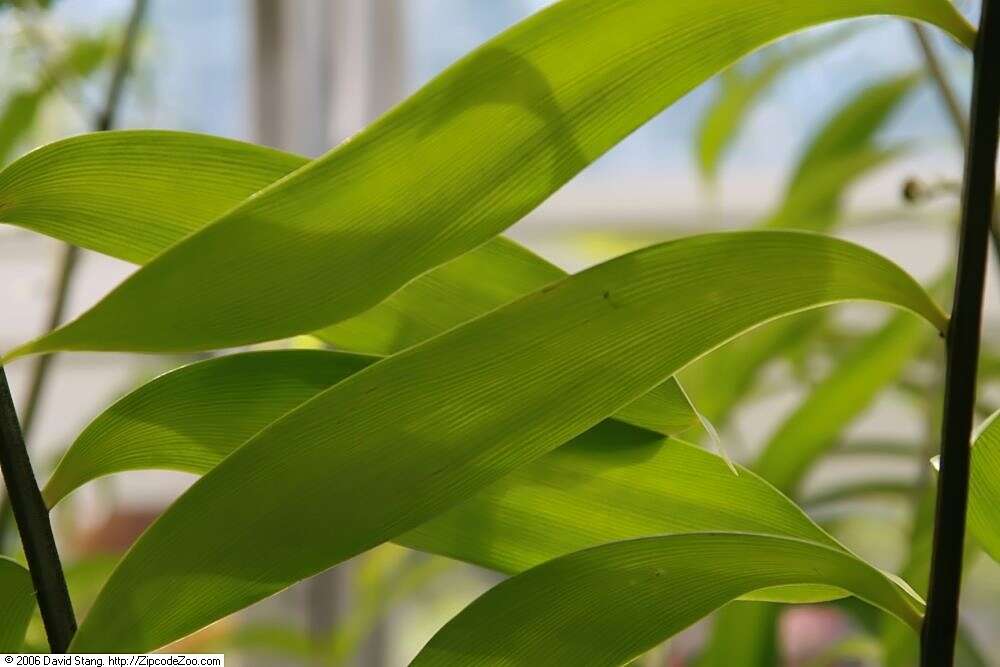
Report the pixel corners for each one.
[968,410,1000,564]
[764,73,921,230]
[0,35,111,164]
[754,310,930,493]
[786,74,919,196]
[0,131,304,264]
[803,478,915,509]
[695,603,779,667]
[681,73,922,425]
[697,27,860,183]
[3,0,972,358]
[0,557,35,651]
[400,422,842,583]
[410,533,924,667]
[0,131,694,433]
[69,231,945,652]
[44,341,862,601]
[43,349,691,507]
[314,235,563,355]
[41,350,375,506]
[314,235,697,434]
[763,146,903,231]
[680,312,819,423]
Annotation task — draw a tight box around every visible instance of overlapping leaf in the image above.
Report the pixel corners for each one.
[44,347,865,601]
[43,351,691,507]
[0,558,35,651]
[2,0,971,357]
[410,533,924,667]
[683,73,922,424]
[0,132,695,430]
[68,231,945,651]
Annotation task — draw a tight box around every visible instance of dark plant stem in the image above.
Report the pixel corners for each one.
[910,22,1000,270]
[920,2,1000,665]
[0,369,75,652]
[0,0,148,548]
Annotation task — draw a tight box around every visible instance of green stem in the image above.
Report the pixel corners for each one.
[920,2,1000,664]
[0,368,75,652]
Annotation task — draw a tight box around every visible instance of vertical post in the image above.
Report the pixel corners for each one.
[920,2,1000,665]
[0,369,75,651]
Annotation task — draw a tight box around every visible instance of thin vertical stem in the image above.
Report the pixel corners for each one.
[911,23,969,141]
[0,0,149,547]
[909,22,1000,272]
[0,368,75,651]
[920,2,1000,665]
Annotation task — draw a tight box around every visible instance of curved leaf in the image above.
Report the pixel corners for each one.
[695,603,779,667]
[697,27,860,183]
[314,235,563,355]
[44,350,691,507]
[0,558,35,651]
[3,0,972,357]
[682,73,922,424]
[0,130,693,429]
[69,231,945,652]
[782,72,921,203]
[969,410,1000,563]
[410,533,923,667]
[42,350,375,506]
[45,348,857,603]
[400,422,841,580]
[763,72,921,230]
[0,131,304,263]
[754,311,929,493]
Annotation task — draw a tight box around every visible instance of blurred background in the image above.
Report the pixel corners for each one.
[0,0,997,665]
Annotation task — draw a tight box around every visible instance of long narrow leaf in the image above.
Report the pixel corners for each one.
[0,131,694,430]
[0,558,35,652]
[682,74,923,424]
[697,27,861,183]
[43,350,691,507]
[410,533,924,667]
[69,231,945,651]
[3,0,972,357]
[45,351,862,602]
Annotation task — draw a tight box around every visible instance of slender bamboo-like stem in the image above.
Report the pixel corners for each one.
[920,2,1000,664]
[0,368,75,651]
[909,22,1000,272]
[0,0,148,548]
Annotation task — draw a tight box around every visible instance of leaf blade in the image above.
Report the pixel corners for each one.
[4,0,971,357]
[69,231,944,652]
[0,558,35,652]
[410,533,923,667]
[969,410,1000,563]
